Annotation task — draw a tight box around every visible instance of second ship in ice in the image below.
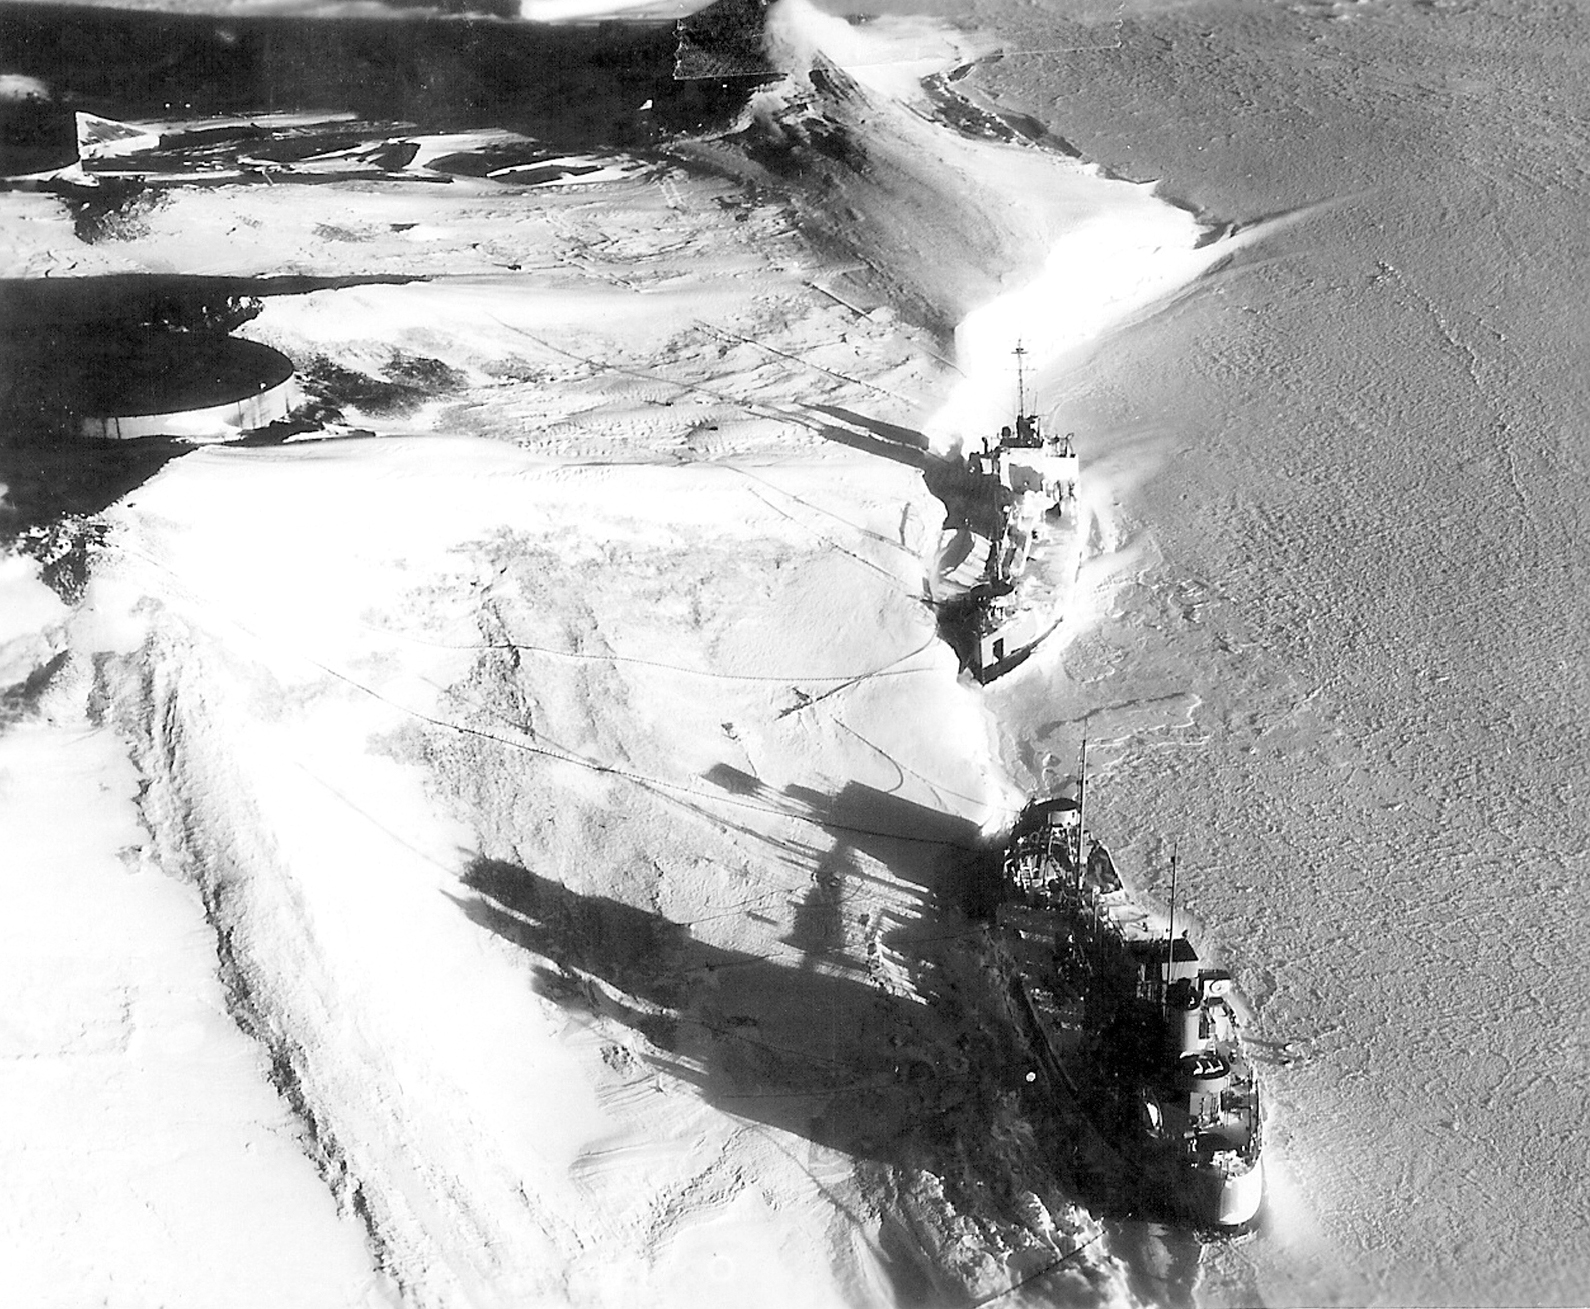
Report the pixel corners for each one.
[996,764,1266,1230]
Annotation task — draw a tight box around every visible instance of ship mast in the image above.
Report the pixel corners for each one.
[1075,736,1088,881]
[1014,342,1027,420]
[1164,846,1179,1011]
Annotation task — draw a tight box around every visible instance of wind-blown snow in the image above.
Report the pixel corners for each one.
[17,0,1572,1303]
[0,588,388,1308]
[0,2,1233,1297]
[949,0,1590,1304]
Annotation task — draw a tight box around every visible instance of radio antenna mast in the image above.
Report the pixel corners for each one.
[1075,736,1089,878]
[1164,844,1180,1010]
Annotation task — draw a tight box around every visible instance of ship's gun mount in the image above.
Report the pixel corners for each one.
[1004,795,1082,890]
[1008,414,1043,448]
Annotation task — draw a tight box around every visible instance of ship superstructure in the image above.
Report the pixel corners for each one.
[996,759,1265,1230]
[939,345,1084,682]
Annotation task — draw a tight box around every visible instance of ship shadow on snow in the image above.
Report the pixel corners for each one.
[445,778,1116,1291]
[685,771,1239,1244]
[809,403,999,532]
[810,404,1009,674]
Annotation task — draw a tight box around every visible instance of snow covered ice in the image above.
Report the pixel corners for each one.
[2,0,1588,1305]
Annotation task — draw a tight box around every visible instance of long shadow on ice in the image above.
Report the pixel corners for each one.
[684,772,1230,1251]
[811,403,1003,540]
[455,856,1028,1303]
[447,778,1075,1221]
[0,432,186,538]
[457,853,970,1122]
[451,854,1101,1300]
[811,405,932,457]
[449,770,1192,1297]
[0,0,775,570]
[0,273,419,571]
[810,404,1009,674]
[0,412,188,601]
[698,764,998,912]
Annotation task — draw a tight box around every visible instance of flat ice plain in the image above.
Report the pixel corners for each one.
[942,2,1590,1303]
[1,0,1586,1306]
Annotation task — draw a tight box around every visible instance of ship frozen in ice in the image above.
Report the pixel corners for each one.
[996,754,1265,1230]
[935,345,1084,682]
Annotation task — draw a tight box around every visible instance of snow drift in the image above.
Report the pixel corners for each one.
[0,0,1245,1304]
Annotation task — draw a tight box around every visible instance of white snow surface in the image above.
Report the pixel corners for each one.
[939,0,1590,1304]
[9,0,1582,1303]
[0,710,392,1308]
[0,4,1234,1305]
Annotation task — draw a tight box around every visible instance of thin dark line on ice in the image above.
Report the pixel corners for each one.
[694,321,911,403]
[383,626,937,685]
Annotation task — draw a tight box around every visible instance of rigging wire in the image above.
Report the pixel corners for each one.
[109,535,1000,850]
[967,1233,1103,1307]
[693,320,913,405]
[374,620,940,686]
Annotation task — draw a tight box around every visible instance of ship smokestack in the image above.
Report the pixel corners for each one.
[1167,979,1205,1058]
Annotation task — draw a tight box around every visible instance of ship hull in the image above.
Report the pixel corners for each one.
[1132,1127,1265,1231]
[1214,1156,1264,1229]
[935,500,1084,682]
[998,802,1265,1234]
